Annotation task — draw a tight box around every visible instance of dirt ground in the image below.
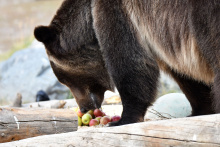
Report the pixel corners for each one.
[0,0,63,54]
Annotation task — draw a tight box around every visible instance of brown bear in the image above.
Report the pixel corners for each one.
[34,0,220,126]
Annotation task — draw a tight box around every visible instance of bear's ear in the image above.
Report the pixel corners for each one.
[34,26,57,44]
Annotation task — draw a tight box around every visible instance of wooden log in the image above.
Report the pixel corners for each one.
[1,114,220,147]
[21,99,78,109]
[0,107,77,143]
[2,99,78,109]
[5,95,121,109]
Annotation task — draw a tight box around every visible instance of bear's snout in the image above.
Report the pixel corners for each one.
[76,92,104,113]
[80,108,88,113]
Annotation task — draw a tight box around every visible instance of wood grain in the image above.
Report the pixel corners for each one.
[0,107,77,143]
[1,114,219,147]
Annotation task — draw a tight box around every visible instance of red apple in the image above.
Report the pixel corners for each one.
[77,109,84,117]
[89,119,99,126]
[111,115,121,122]
[100,116,111,125]
[94,109,103,117]
[95,116,102,123]
[82,113,92,125]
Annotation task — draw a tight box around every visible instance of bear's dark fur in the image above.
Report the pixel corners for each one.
[34,0,220,126]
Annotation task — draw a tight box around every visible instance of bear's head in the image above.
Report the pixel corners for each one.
[34,0,114,113]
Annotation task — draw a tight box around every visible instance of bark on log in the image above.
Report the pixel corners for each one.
[1,114,220,147]
[0,107,77,143]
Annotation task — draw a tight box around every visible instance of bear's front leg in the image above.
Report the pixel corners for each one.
[92,0,159,126]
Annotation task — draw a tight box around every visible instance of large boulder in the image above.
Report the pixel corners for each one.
[146,93,192,120]
[0,40,69,104]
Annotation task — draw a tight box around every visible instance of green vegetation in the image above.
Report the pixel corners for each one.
[0,35,34,62]
[157,82,180,98]
[0,97,10,106]
[66,90,74,99]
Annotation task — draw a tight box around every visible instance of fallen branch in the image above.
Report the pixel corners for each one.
[1,114,220,147]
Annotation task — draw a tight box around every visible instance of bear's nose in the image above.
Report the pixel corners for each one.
[80,108,87,113]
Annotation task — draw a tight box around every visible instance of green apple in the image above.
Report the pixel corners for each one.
[87,110,95,118]
[71,107,78,112]
[78,117,82,126]
[95,116,102,123]
[82,113,92,125]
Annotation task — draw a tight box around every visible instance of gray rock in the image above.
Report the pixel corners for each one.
[0,40,69,103]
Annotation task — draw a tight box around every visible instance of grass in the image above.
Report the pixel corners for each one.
[0,97,10,106]
[0,35,34,62]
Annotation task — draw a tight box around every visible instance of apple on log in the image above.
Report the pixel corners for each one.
[74,108,121,126]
